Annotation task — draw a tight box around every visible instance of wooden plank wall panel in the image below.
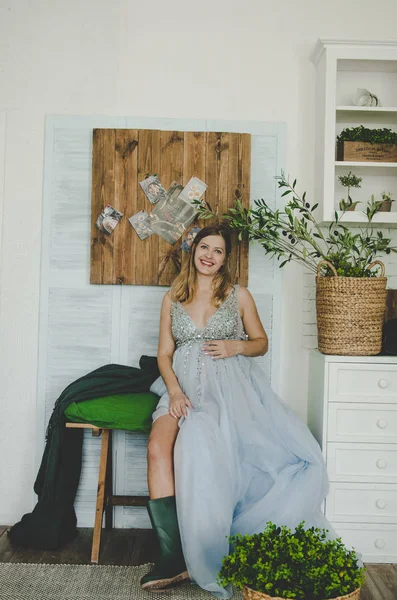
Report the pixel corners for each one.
[114,130,138,285]
[239,135,252,284]
[136,130,161,285]
[181,131,207,271]
[158,131,184,286]
[183,132,206,184]
[90,129,251,286]
[227,134,241,283]
[90,129,116,284]
[207,132,230,214]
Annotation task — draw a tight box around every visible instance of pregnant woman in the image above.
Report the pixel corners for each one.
[140,224,332,599]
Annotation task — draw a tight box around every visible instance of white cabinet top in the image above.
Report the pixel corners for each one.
[310,349,397,364]
[311,39,397,65]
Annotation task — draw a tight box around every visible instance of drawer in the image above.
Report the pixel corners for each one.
[331,522,397,563]
[328,403,397,443]
[329,363,397,404]
[326,482,397,523]
[327,443,397,483]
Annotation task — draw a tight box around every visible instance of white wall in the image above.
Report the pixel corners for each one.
[1,0,397,525]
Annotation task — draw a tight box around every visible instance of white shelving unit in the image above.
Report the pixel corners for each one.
[311,39,397,225]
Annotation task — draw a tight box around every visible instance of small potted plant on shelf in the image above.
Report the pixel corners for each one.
[379,191,395,212]
[217,521,366,600]
[364,193,395,221]
[194,170,397,355]
[336,125,397,162]
[338,171,362,211]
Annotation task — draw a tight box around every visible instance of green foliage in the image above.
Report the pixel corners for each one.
[339,198,360,211]
[381,191,394,203]
[193,170,397,277]
[336,125,397,145]
[365,194,386,223]
[338,171,362,189]
[217,521,366,600]
[338,171,362,211]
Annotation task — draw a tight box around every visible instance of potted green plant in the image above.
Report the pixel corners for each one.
[217,521,366,600]
[379,191,395,212]
[194,170,397,355]
[336,126,397,162]
[337,171,362,211]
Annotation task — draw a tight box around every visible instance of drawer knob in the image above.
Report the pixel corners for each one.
[374,538,386,549]
[376,499,387,509]
[378,379,389,389]
[376,459,387,469]
[376,419,388,429]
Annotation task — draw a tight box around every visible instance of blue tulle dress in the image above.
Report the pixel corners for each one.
[150,284,335,599]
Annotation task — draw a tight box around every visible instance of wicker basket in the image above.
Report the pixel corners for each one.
[243,585,361,600]
[315,259,387,356]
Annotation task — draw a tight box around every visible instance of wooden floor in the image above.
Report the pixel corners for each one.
[1,526,396,599]
[0,525,155,566]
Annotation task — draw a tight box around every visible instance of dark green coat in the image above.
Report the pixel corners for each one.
[8,358,160,549]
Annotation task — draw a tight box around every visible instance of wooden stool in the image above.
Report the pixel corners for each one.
[66,422,149,564]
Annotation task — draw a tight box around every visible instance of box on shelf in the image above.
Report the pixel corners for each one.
[337,141,397,162]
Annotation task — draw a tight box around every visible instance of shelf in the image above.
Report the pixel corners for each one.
[335,161,397,168]
[336,106,397,113]
[312,40,397,227]
[336,211,397,224]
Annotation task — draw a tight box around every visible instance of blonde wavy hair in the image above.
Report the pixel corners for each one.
[171,224,233,307]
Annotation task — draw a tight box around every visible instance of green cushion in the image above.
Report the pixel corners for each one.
[64,392,160,433]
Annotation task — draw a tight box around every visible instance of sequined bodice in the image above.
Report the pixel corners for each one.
[171,284,247,348]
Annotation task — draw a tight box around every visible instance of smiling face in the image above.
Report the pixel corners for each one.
[193,234,226,276]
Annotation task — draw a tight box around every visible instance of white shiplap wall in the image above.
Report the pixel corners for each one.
[37,116,286,528]
[0,111,5,313]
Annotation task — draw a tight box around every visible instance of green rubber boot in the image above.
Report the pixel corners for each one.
[140,496,189,592]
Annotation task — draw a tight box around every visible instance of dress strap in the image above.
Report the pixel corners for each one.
[233,284,240,309]
[233,284,248,340]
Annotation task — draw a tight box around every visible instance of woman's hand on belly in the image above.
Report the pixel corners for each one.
[169,388,193,419]
[202,340,241,359]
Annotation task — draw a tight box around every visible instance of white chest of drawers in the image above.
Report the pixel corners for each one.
[308,350,397,563]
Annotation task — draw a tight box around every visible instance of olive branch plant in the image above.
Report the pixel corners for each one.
[193,170,397,278]
[338,171,362,211]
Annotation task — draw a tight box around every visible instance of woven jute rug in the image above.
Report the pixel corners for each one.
[0,562,243,600]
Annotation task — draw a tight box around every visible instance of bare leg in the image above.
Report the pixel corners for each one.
[147,414,179,499]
